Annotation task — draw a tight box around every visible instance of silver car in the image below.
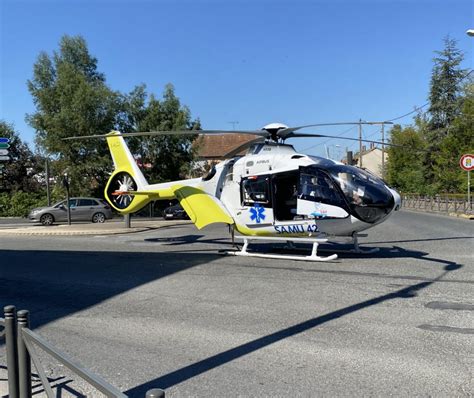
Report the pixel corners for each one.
[28,197,114,226]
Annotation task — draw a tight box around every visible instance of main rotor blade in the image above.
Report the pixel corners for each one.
[278,121,394,136]
[63,129,266,140]
[287,133,403,147]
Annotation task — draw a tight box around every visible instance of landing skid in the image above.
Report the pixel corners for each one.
[226,236,338,262]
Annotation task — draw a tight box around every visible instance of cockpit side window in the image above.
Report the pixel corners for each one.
[241,176,272,207]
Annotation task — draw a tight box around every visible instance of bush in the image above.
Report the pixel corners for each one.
[0,191,49,217]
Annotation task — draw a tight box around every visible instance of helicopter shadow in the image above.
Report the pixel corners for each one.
[363,235,473,245]
[255,240,461,267]
[144,234,232,246]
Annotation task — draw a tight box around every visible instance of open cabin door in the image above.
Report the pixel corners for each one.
[297,166,349,219]
[239,175,274,226]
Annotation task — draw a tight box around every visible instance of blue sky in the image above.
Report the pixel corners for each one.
[1,0,472,157]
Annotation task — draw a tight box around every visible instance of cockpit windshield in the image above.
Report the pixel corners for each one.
[327,165,394,223]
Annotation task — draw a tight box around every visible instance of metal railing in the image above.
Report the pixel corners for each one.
[1,305,165,398]
[401,193,473,215]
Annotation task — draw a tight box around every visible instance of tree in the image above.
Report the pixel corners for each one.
[386,124,427,193]
[424,37,466,188]
[432,81,474,193]
[0,121,42,192]
[428,37,465,132]
[26,35,120,196]
[124,83,201,183]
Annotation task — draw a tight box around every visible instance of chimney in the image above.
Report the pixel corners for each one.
[347,151,354,165]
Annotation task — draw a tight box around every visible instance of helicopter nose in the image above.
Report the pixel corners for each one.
[389,188,402,211]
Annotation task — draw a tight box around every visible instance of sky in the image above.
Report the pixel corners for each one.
[1,0,473,158]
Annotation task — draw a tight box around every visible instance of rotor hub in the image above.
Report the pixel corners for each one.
[261,123,289,142]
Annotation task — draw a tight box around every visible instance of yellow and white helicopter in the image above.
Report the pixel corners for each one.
[68,122,401,261]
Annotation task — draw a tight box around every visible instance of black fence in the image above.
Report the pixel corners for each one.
[401,193,473,215]
[1,306,165,398]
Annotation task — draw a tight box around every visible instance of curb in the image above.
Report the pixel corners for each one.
[0,220,192,236]
[0,228,151,236]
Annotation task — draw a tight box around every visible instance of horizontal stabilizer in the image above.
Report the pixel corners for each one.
[172,185,234,229]
[111,190,160,197]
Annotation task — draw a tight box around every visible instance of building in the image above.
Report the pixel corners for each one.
[352,145,388,179]
[194,133,261,165]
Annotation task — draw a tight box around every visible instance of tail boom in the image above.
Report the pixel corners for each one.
[103,131,234,228]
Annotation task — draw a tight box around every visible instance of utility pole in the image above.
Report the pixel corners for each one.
[381,123,385,179]
[358,119,363,168]
[355,120,393,170]
[228,121,239,130]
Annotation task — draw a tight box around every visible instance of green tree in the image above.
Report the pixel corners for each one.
[0,121,42,192]
[424,37,466,188]
[26,35,120,197]
[432,82,474,193]
[387,124,427,193]
[428,37,465,131]
[125,83,201,183]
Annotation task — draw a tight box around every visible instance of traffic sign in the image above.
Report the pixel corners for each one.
[460,154,474,171]
[0,149,8,156]
[0,156,10,161]
[0,143,9,149]
[0,138,10,143]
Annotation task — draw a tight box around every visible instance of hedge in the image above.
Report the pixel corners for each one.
[0,191,49,217]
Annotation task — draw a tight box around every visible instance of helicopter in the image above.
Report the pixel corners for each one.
[66,122,402,261]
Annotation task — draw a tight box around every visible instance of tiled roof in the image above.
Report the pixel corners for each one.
[194,134,261,159]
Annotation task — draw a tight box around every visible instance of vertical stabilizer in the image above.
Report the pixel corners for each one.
[106,132,148,190]
[104,131,151,213]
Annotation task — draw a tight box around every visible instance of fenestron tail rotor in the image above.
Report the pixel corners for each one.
[106,171,137,210]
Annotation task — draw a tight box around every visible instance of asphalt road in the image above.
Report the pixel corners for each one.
[0,210,473,397]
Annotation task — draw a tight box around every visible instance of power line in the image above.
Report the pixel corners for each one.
[301,125,357,152]
[300,68,474,154]
[385,103,429,122]
[385,69,473,123]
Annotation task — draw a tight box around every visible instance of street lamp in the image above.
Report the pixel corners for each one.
[467,29,474,37]
[62,173,71,225]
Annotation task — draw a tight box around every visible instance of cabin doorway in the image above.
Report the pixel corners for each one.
[272,171,299,221]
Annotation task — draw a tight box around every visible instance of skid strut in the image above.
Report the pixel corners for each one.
[352,233,379,254]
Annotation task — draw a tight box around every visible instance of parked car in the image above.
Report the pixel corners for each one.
[163,203,190,220]
[28,198,113,226]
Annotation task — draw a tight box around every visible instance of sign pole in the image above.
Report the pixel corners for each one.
[469,170,471,210]
[459,154,474,211]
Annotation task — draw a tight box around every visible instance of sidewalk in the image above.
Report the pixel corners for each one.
[0,218,192,236]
